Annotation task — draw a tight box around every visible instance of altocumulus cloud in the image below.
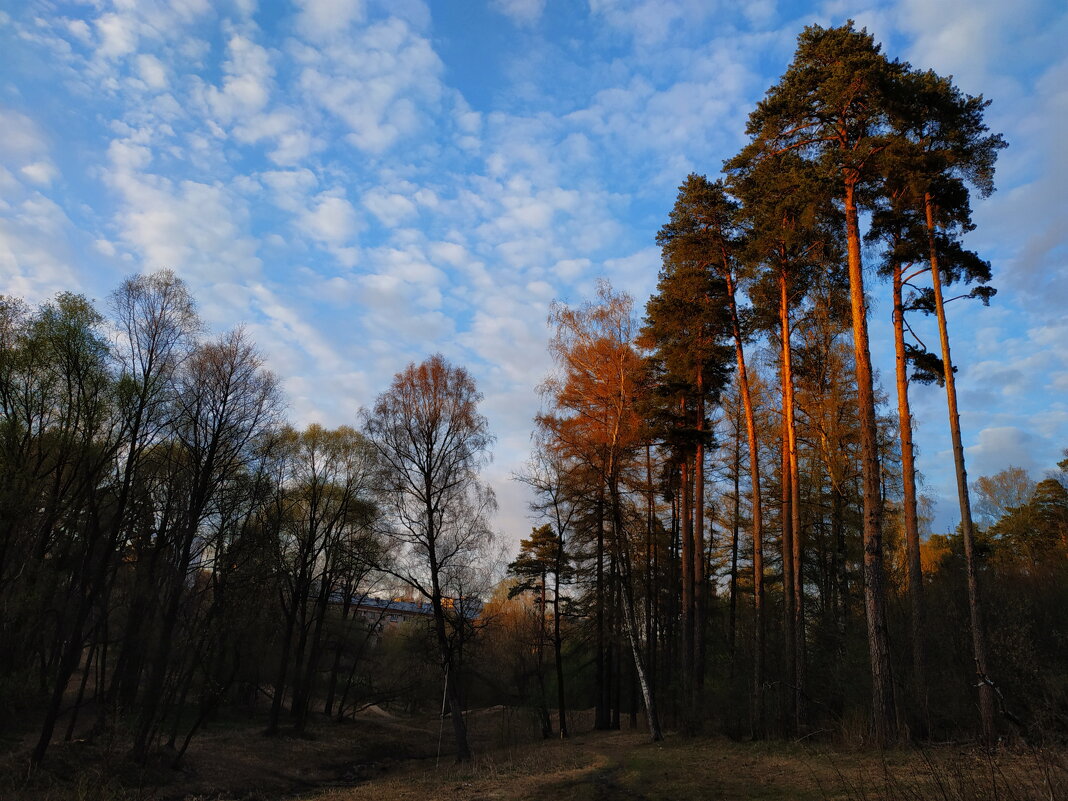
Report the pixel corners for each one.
[0,0,1065,542]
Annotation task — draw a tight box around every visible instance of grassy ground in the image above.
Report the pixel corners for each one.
[310,728,1068,801]
[0,708,438,801]
[3,709,1064,801]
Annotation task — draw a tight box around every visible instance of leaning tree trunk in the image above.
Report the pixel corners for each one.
[925,193,995,744]
[892,261,929,739]
[609,478,663,742]
[844,179,897,745]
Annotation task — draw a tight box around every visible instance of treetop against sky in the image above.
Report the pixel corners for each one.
[1,0,1065,538]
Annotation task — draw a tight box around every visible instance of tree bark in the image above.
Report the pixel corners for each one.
[553,536,568,738]
[925,193,995,744]
[721,269,765,740]
[680,447,694,734]
[595,489,608,730]
[844,179,897,745]
[780,426,795,734]
[729,407,741,662]
[779,268,804,731]
[430,551,471,761]
[693,374,706,718]
[608,479,663,741]
[892,262,929,739]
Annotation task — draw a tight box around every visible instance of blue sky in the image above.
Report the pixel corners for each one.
[1,0,1065,541]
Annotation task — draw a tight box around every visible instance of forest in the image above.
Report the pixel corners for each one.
[1,21,1066,801]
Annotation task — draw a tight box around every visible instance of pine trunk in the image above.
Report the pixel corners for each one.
[723,270,765,739]
[844,181,896,745]
[680,449,694,734]
[779,269,804,731]
[694,373,706,720]
[893,262,929,739]
[925,193,995,743]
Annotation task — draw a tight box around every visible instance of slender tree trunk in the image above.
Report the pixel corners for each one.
[781,430,795,734]
[325,589,354,717]
[844,180,896,745]
[722,270,765,739]
[666,481,679,724]
[610,553,621,731]
[609,479,663,742]
[629,659,638,729]
[294,581,331,735]
[267,607,297,734]
[694,375,706,720]
[680,447,694,734]
[430,551,470,761]
[779,269,804,731]
[31,501,113,768]
[595,490,608,730]
[289,592,311,721]
[537,570,552,738]
[553,539,568,738]
[892,262,929,739]
[64,640,96,742]
[132,533,195,762]
[925,193,995,743]
[644,444,657,712]
[729,405,741,662]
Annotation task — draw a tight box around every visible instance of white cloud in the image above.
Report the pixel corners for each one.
[95,12,138,60]
[6,0,1065,550]
[19,161,58,186]
[964,426,1044,478]
[298,192,360,246]
[103,136,262,306]
[363,186,419,227]
[0,192,83,303]
[588,0,720,46]
[204,34,273,123]
[260,168,319,210]
[0,109,48,162]
[296,18,444,154]
[135,53,168,89]
[294,0,366,41]
[491,0,546,26]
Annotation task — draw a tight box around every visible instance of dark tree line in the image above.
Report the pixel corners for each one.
[0,274,495,767]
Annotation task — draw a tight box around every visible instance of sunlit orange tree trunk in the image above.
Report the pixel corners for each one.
[866,193,937,738]
[729,23,903,743]
[889,65,1005,741]
[729,152,833,733]
[650,174,751,734]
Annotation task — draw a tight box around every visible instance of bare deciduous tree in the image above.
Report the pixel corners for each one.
[362,354,495,762]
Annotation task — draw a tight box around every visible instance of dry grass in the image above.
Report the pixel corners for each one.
[0,711,438,801]
[306,729,1068,801]
[3,709,1064,801]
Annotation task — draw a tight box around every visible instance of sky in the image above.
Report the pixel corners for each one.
[1,0,1065,544]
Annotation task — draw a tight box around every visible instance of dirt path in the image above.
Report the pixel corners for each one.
[6,714,1063,801]
[308,729,1067,801]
